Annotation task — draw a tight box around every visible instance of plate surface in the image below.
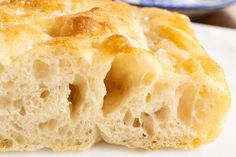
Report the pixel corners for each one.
[117,0,236,16]
[118,0,236,9]
[1,24,236,157]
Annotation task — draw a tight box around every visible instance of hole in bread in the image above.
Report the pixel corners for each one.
[14,100,23,107]
[40,90,50,99]
[102,58,131,116]
[112,126,118,132]
[39,119,57,131]
[177,85,197,126]
[154,106,170,122]
[143,71,156,86]
[103,53,153,115]
[2,81,14,89]
[152,140,157,144]
[67,131,72,136]
[0,63,4,73]
[132,118,141,128]
[14,100,26,116]
[123,110,133,126]
[33,60,51,80]
[159,123,167,129]
[0,139,13,148]
[12,123,22,131]
[199,85,208,97]
[67,74,87,119]
[19,106,26,116]
[59,58,72,69]
[75,125,80,133]
[145,93,152,103]
[86,129,93,136]
[15,136,25,144]
[58,126,67,135]
[194,99,209,123]
[192,138,202,148]
[75,140,82,146]
[141,112,154,136]
[0,96,12,110]
[68,83,82,119]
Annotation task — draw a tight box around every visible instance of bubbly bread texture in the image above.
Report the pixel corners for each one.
[0,0,230,152]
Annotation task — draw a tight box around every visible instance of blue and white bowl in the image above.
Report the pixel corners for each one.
[118,0,236,17]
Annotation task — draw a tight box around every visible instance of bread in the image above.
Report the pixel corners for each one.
[0,0,230,152]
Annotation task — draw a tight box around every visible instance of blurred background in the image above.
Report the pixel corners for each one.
[193,4,236,28]
[117,0,236,29]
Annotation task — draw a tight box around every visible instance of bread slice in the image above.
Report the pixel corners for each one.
[0,0,230,151]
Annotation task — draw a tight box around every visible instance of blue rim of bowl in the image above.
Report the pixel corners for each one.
[120,0,236,10]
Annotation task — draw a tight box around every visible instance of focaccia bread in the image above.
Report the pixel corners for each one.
[0,0,230,152]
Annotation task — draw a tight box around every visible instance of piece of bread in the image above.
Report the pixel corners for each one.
[0,0,230,152]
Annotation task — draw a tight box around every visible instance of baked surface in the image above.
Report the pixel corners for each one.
[0,0,230,151]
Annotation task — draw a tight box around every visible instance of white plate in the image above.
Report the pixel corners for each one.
[120,0,236,9]
[118,0,236,17]
[1,24,236,157]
